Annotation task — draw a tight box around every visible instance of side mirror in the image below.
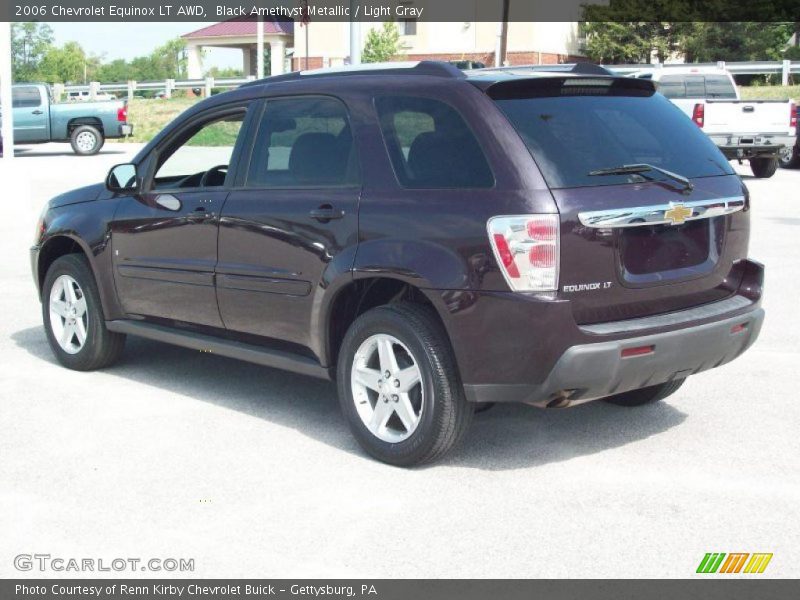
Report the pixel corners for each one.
[106,163,138,192]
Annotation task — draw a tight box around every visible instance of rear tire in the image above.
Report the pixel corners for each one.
[69,125,104,156]
[778,144,800,169]
[42,254,125,371]
[337,303,472,466]
[750,157,778,178]
[602,379,685,407]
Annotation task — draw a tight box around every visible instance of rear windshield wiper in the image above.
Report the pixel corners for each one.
[588,163,694,194]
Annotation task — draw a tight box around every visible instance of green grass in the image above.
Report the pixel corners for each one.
[109,96,201,144]
[740,85,800,102]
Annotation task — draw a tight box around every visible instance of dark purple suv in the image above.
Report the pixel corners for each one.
[31,62,764,465]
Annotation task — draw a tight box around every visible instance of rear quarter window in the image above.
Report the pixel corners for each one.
[375,96,494,189]
[705,75,737,99]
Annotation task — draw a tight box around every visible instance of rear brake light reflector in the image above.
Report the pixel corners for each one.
[529,244,556,269]
[487,214,560,292]
[731,322,748,334]
[791,102,797,129]
[492,233,520,278]
[526,218,557,241]
[117,105,128,122]
[621,345,654,358]
[692,103,704,128]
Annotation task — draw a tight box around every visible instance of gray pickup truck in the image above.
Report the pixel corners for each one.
[0,84,133,156]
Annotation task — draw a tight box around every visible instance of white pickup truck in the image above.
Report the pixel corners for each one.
[631,67,796,178]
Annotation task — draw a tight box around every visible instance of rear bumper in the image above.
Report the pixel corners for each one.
[712,133,795,157]
[434,259,765,406]
[118,123,134,137]
[463,305,763,407]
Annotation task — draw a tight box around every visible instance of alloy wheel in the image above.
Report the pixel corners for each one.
[49,275,88,354]
[350,333,424,443]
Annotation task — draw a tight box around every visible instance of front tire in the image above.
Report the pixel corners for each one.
[337,303,472,466]
[69,125,105,156]
[602,379,685,407]
[750,156,778,178]
[42,254,125,371]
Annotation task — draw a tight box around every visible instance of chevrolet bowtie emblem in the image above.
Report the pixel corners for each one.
[663,203,693,225]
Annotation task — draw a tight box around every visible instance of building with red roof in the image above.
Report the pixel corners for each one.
[181,20,583,79]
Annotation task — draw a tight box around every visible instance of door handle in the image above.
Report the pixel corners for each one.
[31,110,44,115]
[309,204,345,222]
[187,207,214,222]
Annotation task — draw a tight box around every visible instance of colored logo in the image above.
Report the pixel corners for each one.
[696,553,773,574]
[664,203,694,225]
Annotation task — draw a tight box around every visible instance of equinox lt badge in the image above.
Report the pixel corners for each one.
[563,282,613,292]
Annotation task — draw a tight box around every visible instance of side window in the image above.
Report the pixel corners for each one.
[657,75,686,99]
[247,96,358,188]
[375,96,494,189]
[705,75,737,99]
[153,109,246,189]
[12,86,42,108]
[684,75,706,98]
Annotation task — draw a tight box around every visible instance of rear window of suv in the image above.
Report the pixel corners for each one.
[490,77,733,189]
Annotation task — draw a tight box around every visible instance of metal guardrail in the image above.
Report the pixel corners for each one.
[56,60,800,101]
[57,76,258,100]
[604,60,799,84]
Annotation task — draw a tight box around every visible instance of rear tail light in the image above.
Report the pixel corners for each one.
[487,214,560,292]
[117,105,128,122]
[790,102,797,130]
[692,103,704,128]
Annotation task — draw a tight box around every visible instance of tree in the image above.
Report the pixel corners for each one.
[11,22,54,81]
[95,59,131,83]
[362,22,402,63]
[93,37,187,82]
[581,0,795,64]
[583,21,793,64]
[37,41,88,84]
[583,22,675,64]
[151,38,188,79]
[207,66,244,78]
[681,23,794,62]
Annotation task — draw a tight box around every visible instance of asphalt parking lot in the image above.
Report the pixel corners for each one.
[0,144,798,578]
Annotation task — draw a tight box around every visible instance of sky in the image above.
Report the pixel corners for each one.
[48,22,243,70]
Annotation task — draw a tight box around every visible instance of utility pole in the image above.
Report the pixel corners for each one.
[0,22,14,161]
[349,0,361,65]
[499,0,510,67]
[256,15,265,78]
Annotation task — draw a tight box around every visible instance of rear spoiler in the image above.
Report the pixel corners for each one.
[483,75,656,100]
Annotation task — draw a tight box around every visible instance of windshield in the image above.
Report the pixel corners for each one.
[492,85,733,188]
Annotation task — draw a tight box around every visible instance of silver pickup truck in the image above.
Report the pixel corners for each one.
[0,83,133,156]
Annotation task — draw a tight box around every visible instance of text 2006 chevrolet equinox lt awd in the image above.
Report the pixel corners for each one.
[32,62,765,465]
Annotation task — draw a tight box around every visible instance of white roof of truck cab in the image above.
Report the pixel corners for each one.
[629,66,730,80]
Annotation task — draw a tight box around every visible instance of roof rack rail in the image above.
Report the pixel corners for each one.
[473,63,614,76]
[240,60,464,88]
